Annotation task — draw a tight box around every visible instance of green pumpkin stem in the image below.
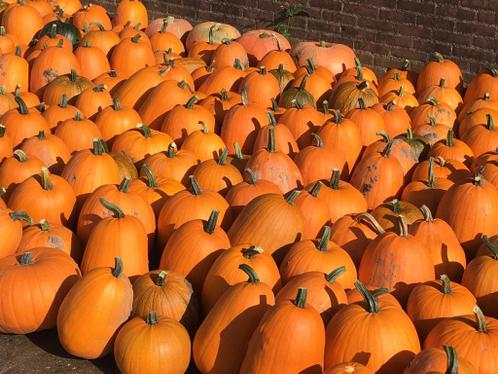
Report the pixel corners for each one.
[118,177,131,193]
[92,139,105,155]
[306,58,316,73]
[241,88,249,106]
[376,130,390,143]
[244,168,257,184]
[74,111,82,121]
[325,266,346,283]
[9,210,32,224]
[439,77,446,88]
[113,97,121,111]
[333,109,342,123]
[317,226,331,251]
[355,280,383,313]
[189,175,202,195]
[267,126,276,153]
[420,204,434,222]
[293,287,307,308]
[131,33,141,43]
[13,149,28,162]
[19,251,33,265]
[0,124,5,138]
[445,128,454,147]
[355,212,386,234]
[186,95,198,109]
[391,199,401,214]
[355,57,364,80]
[393,72,400,81]
[357,80,369,90]
[146,311,158,325]
[286,190,300,205]
[487,114,494,131]
[141,164,158,188]
[266,111,277,126]
[474,306,488,333]
[427,157,436,188]
[233,58,244,70]
[329,169,340,190]
[298,74,309,91]
[69,69,77,82]
[427,97,438,106]
[15,46,22,57]
[99,197,124,218]
[443,345,459,374]
[167,142,177,158]
[217,148,229,165]
[311,133,323,148]
[239,263,260,283]
[381,140,394,157]
[322,100,329,114]
[440,274,453,295]
[431,52,444,63]
[271,97,279,112]
[112,256,123,277]
[385,100,395,111]
[400,59,410,71]
[155,271,167,286]
[204,210,219,234]
[40,167,53,191]
[15,95,29,115]
[233,142,244,160]
[138,123,152,138]
[39,219,50,232]
[242,245,263,259]
[482,235,498,260]
[310,181,322,197]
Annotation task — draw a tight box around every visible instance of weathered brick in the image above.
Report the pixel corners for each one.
[342,3,379,18]
[358,16,395,32]
[379,8,417,24]
[398,0,435,13]
[456,21,496,37]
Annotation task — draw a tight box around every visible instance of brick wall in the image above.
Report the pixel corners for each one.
[101,0,498,81]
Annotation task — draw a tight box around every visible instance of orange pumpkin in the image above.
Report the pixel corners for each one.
[2,1,43,45]
[19,130,70,173]
[0,150,44,199]
[109,34,155,78]
[54,111,102,153]
[417,52,463,93]
[404,346,476,374]
[0,208,31,259]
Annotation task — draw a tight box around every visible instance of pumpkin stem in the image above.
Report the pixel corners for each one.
[217,148,229,165]
[266,126,276,153]
[234,58,244,70]
[0,125,5,138]
[355,280,383,313]
[0,26,4,36]
[219,88,229,101]
[40,167,53,191]
[189,175,202,195]
[428,114,436,127]
[112,97,121,112]
[137,123,152,138]
[15,45,22,57]
[391,199,401,214]
[487,67,498,77]
[482,235,498,260]
[39,219,50,232]
[325,266,346,283]
[141,164,158,188]
[233,142,244,160]
[93,84,107,93]
[259,65,267,75]
[333,109,342,124]
[322,100,329,114]
[109,70,118,78]
[69,69,77,82]
[427,97,438,106]
[483,92,491,101]
[266,111,277,126]
[357,80,369,90]
[397,84,405,97]
[317,226,331,251]
[38,102,46,113]
[472,172,484,187]
[319,40,326,47]
[239,263,260,283]
[385,100,395,112]
[420,204,434,222]
[118,177,131,193]
[400,59,410,71]
[74,111,82,121]
[111,257,123,277]
[49,23,58,38]
[271,97,280,112]
[154,270,167,286]
[306,58,316,73]
[355,212,386,234]
[445,128,454,147]
[146,311,158,325]
[167,142,177,158]
[19,252,33,265]
[436,156,446,167]
[427,157,436,188]
[311,133,323,148]
[393,72,400,82]
[376,130,391,143]
[486,114,494,131]
[92,139,105,155]
[131,33,141,43]
[15,95,28,115]
[443,345,459,374]
[9,211,32,224]
[286,190,300,205]
[381,140,394,157]
[329,169,340,190]
[99,197,124,219]
[13,149,28,162]
[473,306,488,333]
[397,215,409,237]
[204,210,219,234]
[241,88,248,106]
[298,74,309,91]
[185,95,198,109]
[294,96,304,110]
[293,287,307,308]
[439,77,446,88]
[244,168,257,184]
[208,23,218,44]
[431,51,444,63]
[440,274,453,295]
[310,181,322,197]
[242,245,264,259]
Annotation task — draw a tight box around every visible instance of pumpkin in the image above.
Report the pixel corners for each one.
[61,139,121,206]
[325,362,373,374]
[19,130,70,173]
[43,69,93,105]
[324,282,420,373]
[111,150,138,180]
[238,66,280,109]
[114,311,191,374]
[351,141,405,210]
[252,112,299,155]
[72,4,112,32]
[237,29,290,62]
[0,209,31,259]
[346,98,386,147]
[370,199,422,232]
[0,248,80,334]
[194,264,275,374]
[42,94,79,130]
[429,128,473,166]
[276,267,348,323]
[279,74,316,109]
[8,167,76,226]
[129,164,185,215]
[0,26,16,55]
[336,57,377,88]
[458,92,498,123]
[159,209,230,294]
[0,46,28,93]
[294,182,331,240]
[198,64,246,96]
[1,0,43,45]
[330,80,379,114]
[280,226,357,289]
[144,141,197,183]
[464,67,498,103]
[228,191,304,262]
[259,49,297,73]
[57,257,133,359]
[245,126,303,193]
[373,101,411,138]
[380,59,418,85]
[197,89,241,126]
[412,155,470,183]
[156,175,231,249]
[181,122,226,162]
[329,212,385,268]
[2,96,50,147]
[0,125,12,163]
[410,98,456,130]
[404,346,476,374]
[417,52,463,93]
[149,19,185,54]
[109,34,155,78]
[187,25,220,63]
[81,24,120,56]
[406,274,476,341]
[436,173,498,258]
[461,113,498,157]
[29,45,81,97]
[112,0,148,27]
[458,108,498,138]
[17,219,82,262]
[0,150,44,199]
[292,59,334,103]
[424,307,498,374]
[185,21,240,50]
[359,216,435,305]
[146,16,192,39]
[377,71,415,97]
[277,101,324,148]
[38,19,82,45]
[73,85,111,120]
[212,39,248,69]
[462,236,498,318]
[240,287,325,374]
[54,111,102,153]
[132,270,199,333]
[418,78,463,112]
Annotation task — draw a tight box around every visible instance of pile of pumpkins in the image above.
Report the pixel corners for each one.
[0,0,498,373]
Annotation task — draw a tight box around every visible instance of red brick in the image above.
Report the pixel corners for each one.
[398,0,435,13]
[456,21,496,37]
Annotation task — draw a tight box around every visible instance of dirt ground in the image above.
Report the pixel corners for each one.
[0,329,118,373]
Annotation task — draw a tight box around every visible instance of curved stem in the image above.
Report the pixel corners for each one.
[311,133,323,147]
[397,215,409,237]
[234,142,244,160]
[217,148,229,165]
[146,311,158,325]
[329,169,340,190]
[482,235,498,260]
[286,190,300,205]
[298,74,309,91]
[431,52,444,63]
[99,197,124,218]
[112,257,123,277]
[40,167,53,191]
[185,95,198,109]
[473,306,488,333]
[293,287,307,308]
[310,181,322,197]
[381,140,394,157]
[244,168,257,184]
[355,280,381,313]
[440,274,453,295]
[239,263,260,283]
[13,149,28,162]
[203,210,219,234]
[155,270,167,286]
[317,226,331,251]
[141,164,158,188]
[420,204,434,222]
[325,266,346,283]
[376,130,390,143]
[444,345,459,374]
[266,111,277,126]
[189,175,202,195]
[118,177,131,193]
[355,212,386,234]
[9,211,32,224]
[15,95,28,115]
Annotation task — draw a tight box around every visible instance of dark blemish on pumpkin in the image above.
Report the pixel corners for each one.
[43,68,59,83]
[47,235,64,249]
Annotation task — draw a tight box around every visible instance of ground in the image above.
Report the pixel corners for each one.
[0,330,117,374]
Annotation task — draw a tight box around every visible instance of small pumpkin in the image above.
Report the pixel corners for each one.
[54,111,102,153]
